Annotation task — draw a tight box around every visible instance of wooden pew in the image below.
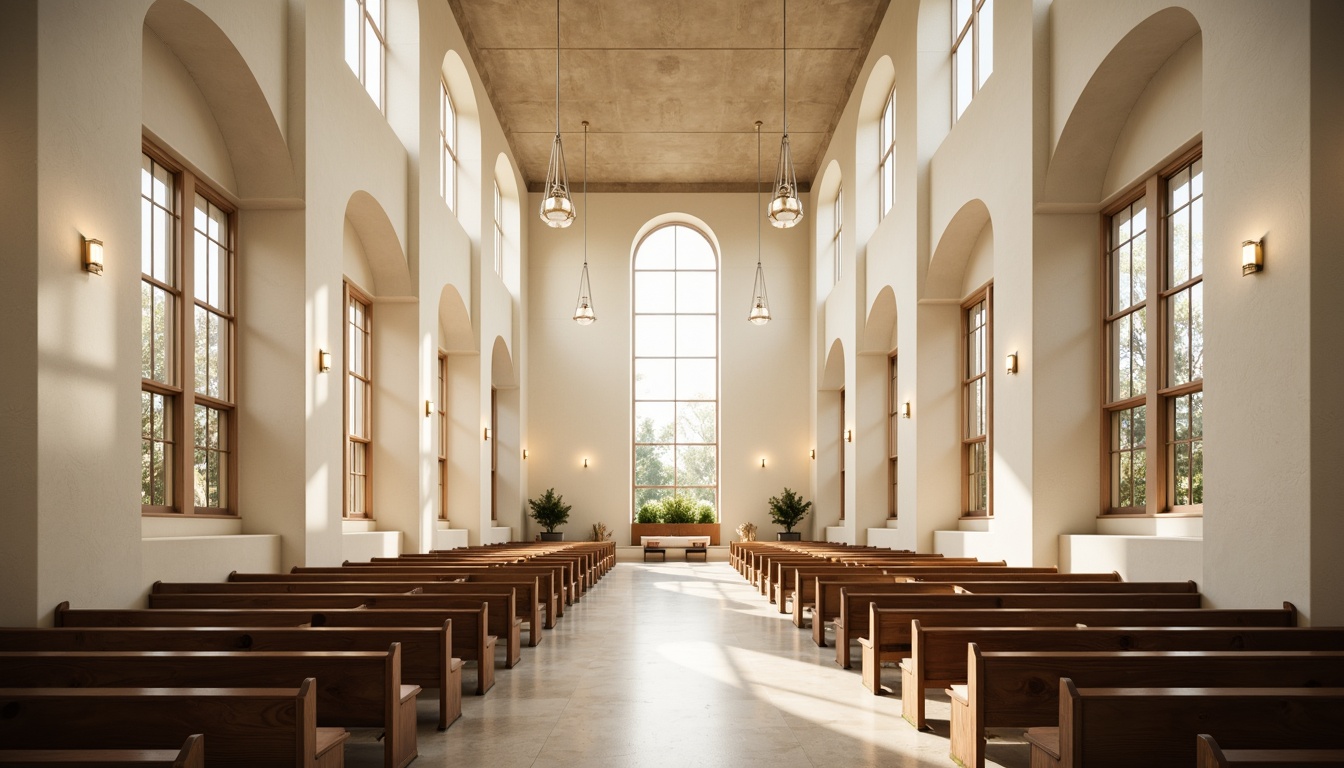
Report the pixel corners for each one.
[0,624,462,730]
[54,602,497,696]
[0,646,419,768]
[147,590,524,669]
[771,560,979,612]
[339,561,575,610]
[266,567,562,625]
[1024,681,1344,768]
[161,578,545,649]
[1196,734,1344,767]
[811,578,955,644]
[950,580,1198,594]
[897,622,1344,729]
[0,680,347,768]
[836,590,1205,667]
[850,602,1298,672]
[0,734,204,767]
[950,646,1344,768]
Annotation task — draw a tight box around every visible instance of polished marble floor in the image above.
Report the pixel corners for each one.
[346,561,1027,767]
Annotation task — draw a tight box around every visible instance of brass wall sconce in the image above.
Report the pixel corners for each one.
[318,350,332,373]
[1242,239,1263,276]
[82,238,104,275]
[901,402,911,419]
[1006,352,1018,375]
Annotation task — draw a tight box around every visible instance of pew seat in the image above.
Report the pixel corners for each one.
[1197,734,1344,767]
[0,734,203,767]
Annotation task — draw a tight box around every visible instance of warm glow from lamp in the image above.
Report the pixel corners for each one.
[1242,239,1263,276]
[82,238,104,275]
[1006,353,1018,375]
[318,350,332,373]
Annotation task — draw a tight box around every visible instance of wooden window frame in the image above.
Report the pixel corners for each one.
[441,79,457,213]
[1100,146,1204,516]
[878,88,896,222]
[961,284,992,518]
[631,224,720,519]
[888,352,899,519]
[437,351,448,521]
[140,141,239,518]
[952,0,992,122]
[344,281,374,520]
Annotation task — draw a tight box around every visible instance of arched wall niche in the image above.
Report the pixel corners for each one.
[854,55,896,244]
[142,0,296,200]
[438,284,475,354]
[441,49,482,241]
[862,285,898,354]
[344,191,413,298]
[821,339,847,391]
[926,198,991,300]
[490,335,516,389]
[1043,6,1202,206]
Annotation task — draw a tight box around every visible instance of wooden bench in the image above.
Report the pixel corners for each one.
[1196,734,1344,767]
[1024,681,1344,768]
[0,645,419,768]
[147,590,523,669]
[272,567,562,625]
[643,543,666,562]
[55,602,497,696]
[854,602,1297,674]
[950,580,1198,594]
[836,590,1205,668]
[897,622,1344,730]
[345,560,577,609]
[0,680,347,768]
[950,646,1344,768]
[811,578,955,644]
[0,624,463,730]
[0,733,204,767]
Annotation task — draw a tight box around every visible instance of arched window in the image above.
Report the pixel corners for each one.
[632,225,718,519]
[879,88,896,221]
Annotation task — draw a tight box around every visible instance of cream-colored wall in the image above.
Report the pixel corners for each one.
[526,193,811,544]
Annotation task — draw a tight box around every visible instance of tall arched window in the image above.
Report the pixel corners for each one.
[633,225,718,518]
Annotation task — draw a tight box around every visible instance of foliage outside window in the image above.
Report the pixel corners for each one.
[953,0,993,121]
[344,0,385,111]
[879,88,896,221]
[345,284,372,518]
[633,224,718,520]
[1104,152,1203,514]
[963,287,991,516]
[141,148,236,515]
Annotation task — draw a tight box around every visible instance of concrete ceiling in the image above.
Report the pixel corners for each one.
[447,0,890,193]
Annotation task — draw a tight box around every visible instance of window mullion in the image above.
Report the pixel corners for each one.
[1144,172,1164,514]
[178,168,197,515]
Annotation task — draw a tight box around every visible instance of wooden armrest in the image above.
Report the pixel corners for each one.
[1023,728,1060,759]
[946,684,968,704]
[316,728,352,756]
[898,658,913,671]
[858,637,873,649]
[399,684,422,703]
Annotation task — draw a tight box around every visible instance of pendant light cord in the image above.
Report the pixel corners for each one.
[782,0,788,137]
[555,0,561,135]
[583,122,588,269]
[756,122,762,264]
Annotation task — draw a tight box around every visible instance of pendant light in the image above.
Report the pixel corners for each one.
[539,0,575,228]
[572,121,596,325]
[768,0,803,228]
[749,121,771,325]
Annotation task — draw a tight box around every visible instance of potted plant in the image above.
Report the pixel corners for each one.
[768,487,812,541]
[528,487,571,541]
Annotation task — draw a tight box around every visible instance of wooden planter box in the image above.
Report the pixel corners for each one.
[630,523,721,546]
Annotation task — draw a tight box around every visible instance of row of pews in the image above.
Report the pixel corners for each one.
[0,541,615,767]
[729,540,1344,768]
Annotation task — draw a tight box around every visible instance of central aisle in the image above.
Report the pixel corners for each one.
[397,561,1023,767]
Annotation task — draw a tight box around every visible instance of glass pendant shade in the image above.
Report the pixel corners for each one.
[749,121,772,324]
[540,133,575,227]
[573,262,595,325]
[769,135,803,228]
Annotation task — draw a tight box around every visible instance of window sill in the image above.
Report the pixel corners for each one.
[142,512,239,519]
[1097,511,1204,520]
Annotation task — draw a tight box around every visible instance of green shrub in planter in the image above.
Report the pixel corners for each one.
[768,487,812,534]
[635,503,662,524]
[695,504,716,524]
[527,487,571,534]
[659,494,698,524]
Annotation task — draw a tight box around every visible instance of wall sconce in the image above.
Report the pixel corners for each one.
[901,402,911,419]
[425,400,434,417]
[483,427,492,441]
[522,449,529,460]
[809,449,816,460]
[1006,352,1018,375]
[583,458,589,468]
[1242,239,1263,276]
[845,429,853,443]
[318,350,332,373]
[82,238,104,275]
[760,458,767,468]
